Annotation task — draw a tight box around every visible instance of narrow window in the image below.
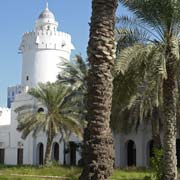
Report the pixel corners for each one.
[0,149,5,164]
[26,76,29,81]
[69,142,77,165]
[17,148,23,165]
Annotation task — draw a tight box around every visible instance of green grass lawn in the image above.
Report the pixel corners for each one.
[111,168,150,180]
[0,165,150,180]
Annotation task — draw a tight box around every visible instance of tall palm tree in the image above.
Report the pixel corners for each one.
[112,21,164,149]
[112,42,164,149]
[79,0,118,179]
[119,1,180,179]
[16,82,85,165]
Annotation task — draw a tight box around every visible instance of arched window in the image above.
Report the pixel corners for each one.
[126,140,136,166]
[0,149,5,164]
[69,141,77,165]
[37,108,44,113]
[17,148,23,165]
[37,143,44,165]
[53,142,59,161]
[146,140,154,166]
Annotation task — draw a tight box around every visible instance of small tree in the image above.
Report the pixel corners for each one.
[16,82,85,165]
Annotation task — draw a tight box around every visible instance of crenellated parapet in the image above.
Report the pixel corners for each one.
[0,107,11,112]
[19,30,74,52]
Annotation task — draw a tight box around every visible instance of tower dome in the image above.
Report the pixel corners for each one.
[38,3,55,20]
[35,3,58,31]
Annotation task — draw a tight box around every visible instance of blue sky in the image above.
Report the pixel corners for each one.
[0,1,128,107]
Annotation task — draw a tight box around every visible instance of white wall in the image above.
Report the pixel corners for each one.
[0,108,11,126]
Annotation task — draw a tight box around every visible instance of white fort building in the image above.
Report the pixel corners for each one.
[0,4,178,168]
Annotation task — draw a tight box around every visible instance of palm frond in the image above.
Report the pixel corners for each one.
[116,15,159,41]
[15,104,34,113]
[112,41,166,133]
[115,43,147,75]
[16,82,86,142]
[119,0,180,38]
[58,55,88,92]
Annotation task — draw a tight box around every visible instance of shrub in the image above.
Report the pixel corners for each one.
[143,148,163,180]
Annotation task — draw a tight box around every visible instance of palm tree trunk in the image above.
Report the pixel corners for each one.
[44,122,54,165]
[151,107,161,149]
[79,127,89,167]
[163,37,178,180]
[79,0,118,179]
[44,134,53,165]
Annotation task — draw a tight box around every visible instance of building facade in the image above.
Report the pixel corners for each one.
[7,85,22,108]
[0,4,176,168]
[0,4,80,166]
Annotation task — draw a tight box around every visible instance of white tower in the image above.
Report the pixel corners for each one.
[19,3,74,88]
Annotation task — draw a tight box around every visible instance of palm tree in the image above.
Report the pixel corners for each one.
[58,54,88,93]
[112,42,164,149]
[112,21,164,149]
[16,82,85,165]
[119,1,180,179]
[58,55,88,166]
[79,0,118,179]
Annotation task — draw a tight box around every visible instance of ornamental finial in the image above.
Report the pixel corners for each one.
[46,2,49,10]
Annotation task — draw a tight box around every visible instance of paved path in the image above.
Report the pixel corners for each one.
[0,173,70,179]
